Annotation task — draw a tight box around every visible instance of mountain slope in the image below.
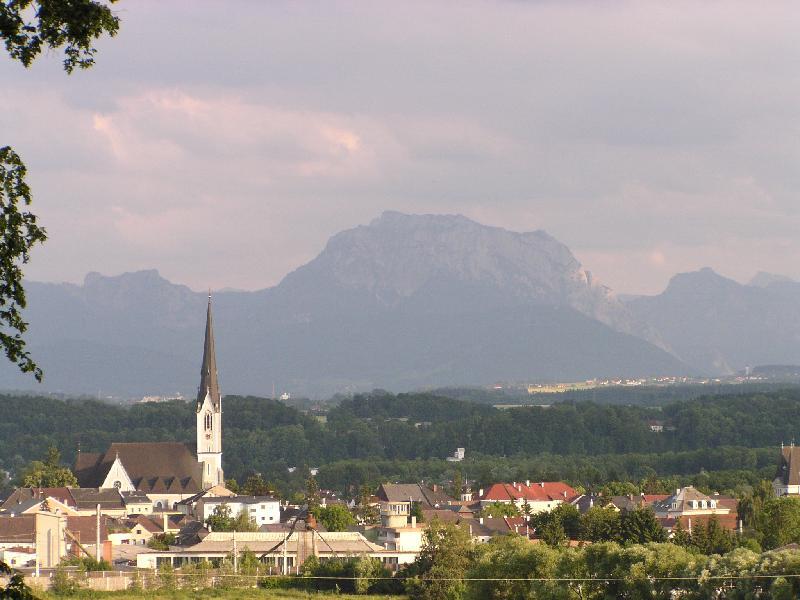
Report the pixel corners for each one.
[627,267,800,374]
[0,213,689,396]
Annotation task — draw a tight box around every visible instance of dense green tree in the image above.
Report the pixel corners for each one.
[531,503,581,546]
[579,506,621,542]
[204,503,258,533]
[19,446,77,487]
[241,473,271,496]
[618,507,667,544]
[305,475,321,512]
[314,504,356,532]
[760,496,800,549]
[406,519,474,600]
[0,1,119,380]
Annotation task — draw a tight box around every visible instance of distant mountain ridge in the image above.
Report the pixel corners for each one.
[4,212,795,397]
[627,267,800,374]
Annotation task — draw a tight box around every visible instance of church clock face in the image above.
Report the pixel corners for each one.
[205,433,211,440]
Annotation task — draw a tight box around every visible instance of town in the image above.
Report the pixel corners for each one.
[2,302,800,598]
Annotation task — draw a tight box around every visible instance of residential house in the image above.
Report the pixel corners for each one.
[774,445,800,496]
[479,481,578,514]
[196,496,281,527]
[652,487,738,532]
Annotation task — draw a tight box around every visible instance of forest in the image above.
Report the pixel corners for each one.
[0,388,797,497]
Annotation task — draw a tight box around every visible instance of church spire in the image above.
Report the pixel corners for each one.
[197,294,221,411]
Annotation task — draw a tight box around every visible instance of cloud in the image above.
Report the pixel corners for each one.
[2,1,800,294]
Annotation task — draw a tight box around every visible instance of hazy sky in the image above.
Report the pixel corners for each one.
[2,1,799,295]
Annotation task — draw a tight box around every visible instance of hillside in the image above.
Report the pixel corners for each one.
[0,213,688,397]
[628,268,800,374]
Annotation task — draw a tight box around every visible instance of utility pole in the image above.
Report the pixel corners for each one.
[95,504,101,563]
[232,530,238,574]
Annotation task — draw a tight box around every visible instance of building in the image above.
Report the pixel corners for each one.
[479,481,578,514]
[195,496,281,527]
[652,487,732,520]
[1,487,146,518]
[375,484,455,510]
[73,297,225,509]
[196,296,224,489]
[774,445,800,496]
[135,530,415,573]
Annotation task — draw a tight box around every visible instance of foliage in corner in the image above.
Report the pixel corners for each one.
[0,0,120,73]
[0,147,46,381]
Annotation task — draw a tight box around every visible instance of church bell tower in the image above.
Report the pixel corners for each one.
[197,294,223,489]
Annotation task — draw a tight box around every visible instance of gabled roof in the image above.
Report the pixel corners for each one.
[67,515,109,543]
[376,484,454,508]
[776,446,800,486]
[0,515,36,543]
[481,482,577,503]
[74,442,203,494]
[609,494,668,512]
[69,488,125,510]
[2,487,75,510]
[197,296,221,411]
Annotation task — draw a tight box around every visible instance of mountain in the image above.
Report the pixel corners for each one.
[0,212,689,397]
[748,271,797,288]
[627,267,800,374]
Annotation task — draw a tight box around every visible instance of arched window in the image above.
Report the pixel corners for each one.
[205,412,213,431]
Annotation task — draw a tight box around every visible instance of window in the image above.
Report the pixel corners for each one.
[113,481,122,489]
[205,412,213,431]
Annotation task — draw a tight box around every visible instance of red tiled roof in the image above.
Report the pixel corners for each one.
[481,482,577,503]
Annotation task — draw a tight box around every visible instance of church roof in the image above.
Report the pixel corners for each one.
[197,296,221,412]
[74,442,203,494]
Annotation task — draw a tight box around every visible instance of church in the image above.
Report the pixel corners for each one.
[75,297,225,510]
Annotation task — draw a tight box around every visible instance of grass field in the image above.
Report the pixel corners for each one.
[36,589,405,600]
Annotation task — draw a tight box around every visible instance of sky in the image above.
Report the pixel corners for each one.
[2,1,799,295]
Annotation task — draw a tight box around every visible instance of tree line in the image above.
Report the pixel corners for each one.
[0,390,796,497]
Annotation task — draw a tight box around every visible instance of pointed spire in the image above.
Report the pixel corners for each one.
[197,294,221,411]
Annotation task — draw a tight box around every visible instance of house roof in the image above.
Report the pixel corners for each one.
[201,495,280,505]
[0,515,36,543]
[376,484,454,507]
[652,487,718,513]
[129,515,163,534]
[481,482,578,503]
[190,531,383,554]
[609,494,668,512]
[69,488,125,510]
[66,515,109,544]
[74,442,203,494]
[776,446,800,486]
[2,488,75,510]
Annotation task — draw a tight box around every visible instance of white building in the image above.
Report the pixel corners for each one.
[197,496,281,527]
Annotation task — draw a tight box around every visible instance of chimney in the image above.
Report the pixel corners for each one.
[411,516,417,528]
[479,517,483,525]
[432,484,438,492]
[479,488,484,497]
[562,491,567,499]
[525,480,530,487]
[163,512,168,533]
[589,497,594,508]
[540,482,544,488]
[512,482,516,488]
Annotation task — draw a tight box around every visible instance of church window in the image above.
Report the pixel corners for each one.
[113,481,122,489]
[205,412,213,430]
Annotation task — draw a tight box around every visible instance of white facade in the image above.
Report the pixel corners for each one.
[196,391,223,489]
[199,497,280,527]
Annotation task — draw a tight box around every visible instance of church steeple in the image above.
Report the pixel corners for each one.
[196,294,223,489]
[197,294,221,412]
